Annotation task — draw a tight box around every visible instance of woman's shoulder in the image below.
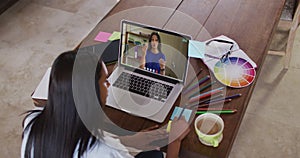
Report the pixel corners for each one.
[159,52,166,59]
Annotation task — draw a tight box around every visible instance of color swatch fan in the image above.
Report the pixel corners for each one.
[213,57,256,88]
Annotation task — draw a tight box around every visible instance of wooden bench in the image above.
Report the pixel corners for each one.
[269,0,300,69]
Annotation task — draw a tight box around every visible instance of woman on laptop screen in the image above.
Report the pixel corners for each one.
[140,32,166,75]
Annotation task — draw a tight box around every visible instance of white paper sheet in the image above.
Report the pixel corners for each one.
[31,67,51,100]
[203,35,257,72]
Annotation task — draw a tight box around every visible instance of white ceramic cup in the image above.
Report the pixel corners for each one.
[194,113,224,147]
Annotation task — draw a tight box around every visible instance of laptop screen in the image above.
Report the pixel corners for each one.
[120,20,191,83]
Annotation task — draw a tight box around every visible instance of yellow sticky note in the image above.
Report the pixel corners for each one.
[109,31,121,41]
[166,120,172,133]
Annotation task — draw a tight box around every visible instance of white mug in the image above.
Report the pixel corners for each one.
[194,113,224,147]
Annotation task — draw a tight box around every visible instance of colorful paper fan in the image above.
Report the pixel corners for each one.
[213,57,256,88]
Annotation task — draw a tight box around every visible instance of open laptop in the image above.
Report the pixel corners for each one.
[106,20,191,123]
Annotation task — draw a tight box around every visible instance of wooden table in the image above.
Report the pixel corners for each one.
[79,0,286,157]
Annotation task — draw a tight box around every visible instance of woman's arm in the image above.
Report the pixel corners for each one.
[119,125,168,151]
[140,44,148,69]
[166,140,181,158]
[118,118,190,158]
[166,118,190,158]
[159,58,166,75]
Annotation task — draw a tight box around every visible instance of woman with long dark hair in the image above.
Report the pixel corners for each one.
[22,50,189,158]
[140,32,166,75]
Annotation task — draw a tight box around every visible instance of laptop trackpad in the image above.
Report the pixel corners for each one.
[131,93,151,105]
[118,94,163,117]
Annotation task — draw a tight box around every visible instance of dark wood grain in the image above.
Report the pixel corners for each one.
[164,0,219,38]
[181,0,286,157]
[80,0,286,157]
[80,0,182,47]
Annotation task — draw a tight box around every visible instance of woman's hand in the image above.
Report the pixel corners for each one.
[140,43,148,69]
[159,58,166,68]
[141,43,148,57]
[169,117,190,143]
[159,58,166,75]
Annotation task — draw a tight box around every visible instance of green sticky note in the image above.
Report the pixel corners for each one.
[109,31,121,41]
[188,40,205,59]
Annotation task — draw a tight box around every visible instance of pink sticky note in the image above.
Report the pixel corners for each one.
[94,31,112,42]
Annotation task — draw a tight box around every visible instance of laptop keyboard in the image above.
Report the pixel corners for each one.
[112,72,173,102]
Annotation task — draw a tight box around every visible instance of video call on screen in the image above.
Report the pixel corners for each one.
[120,22,189,82]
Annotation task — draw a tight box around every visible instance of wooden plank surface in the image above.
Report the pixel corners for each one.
[164,0,219,38]
[178,0,286,157]
[79,0,286,157]
[80,0,182,47]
